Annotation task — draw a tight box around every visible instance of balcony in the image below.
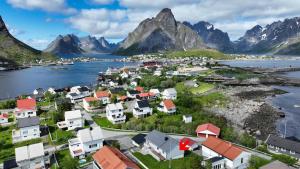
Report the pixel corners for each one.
[108,114,126,124]
[68,138,84,157]
[12,129,22,143]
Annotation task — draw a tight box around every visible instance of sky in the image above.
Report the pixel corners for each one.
[1,0,300,50]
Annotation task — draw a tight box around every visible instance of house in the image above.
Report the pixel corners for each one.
[117,96,128,102]
[265,134,300,159]
[0,113,9,124]
[105,67,119,75]
[94,90,110,104]
[183,115,192,123]
[127,90,140,99]
[67,86,90,103]
[120,71,129,79]
[149,89,160,98]
[136,92,155,100]
[15,143,49,169]
[108,81,119,87]
[133,100,152,118]
[14,98,37,119]
[83,97,99,111]
[196,123,220,138]
[12,117,40,143]
[162,88,177,100]
[66,92,82,103]
[157,99,176,114]
[33,88,45,100]
[106,103,126,124]
[144,130,184,161]
[202,137,251,169]
[154,70,162,76]
[68,127,104,158]
[135,86,144,93]
[259,160,296,169]
[131,133,146,147]
[180,137,199,151]
[57,110,84,130]
[92,146,140,169]
[48,87,64,95]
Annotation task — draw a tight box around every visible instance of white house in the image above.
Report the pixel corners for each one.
[14,98,37,119]
[15,143,49,169]
[83,97,99,111]
[57,110,84,130]
[162,88,177,100]
[144,130,184,161]
[183,115,192,123]
[106,103,126,124]
[0,113,9,124]
[149,89,160,98]
[94,91,110,104]
[157,99,176,114]
[133,100,152,118]
[202,137,251,169]
[120,71,129,79]
[68,127,104,158]
[12,117,40,143]
[154,70,162,76]
[67,86,90,103]
[127,90,140,99]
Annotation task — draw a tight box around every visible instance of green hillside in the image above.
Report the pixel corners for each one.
[165,49,232,60]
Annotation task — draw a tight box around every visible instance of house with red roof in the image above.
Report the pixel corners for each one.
[92,146,140,169]
[135,86,144,93]
[15,98,37,119]
[157,99,176,114]
[83,97,100,111]
[94,90,110,104]
[196,123,220,138]
[202,137,250,169]
[0,113,9,124]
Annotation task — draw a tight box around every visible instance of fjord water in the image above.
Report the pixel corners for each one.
[0,54,135,99]
[221,59,300,139]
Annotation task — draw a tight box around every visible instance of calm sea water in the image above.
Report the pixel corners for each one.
[221,59,300,139]
[0,54,137,99]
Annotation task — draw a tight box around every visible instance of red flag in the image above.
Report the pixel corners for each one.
[179,138,190,151]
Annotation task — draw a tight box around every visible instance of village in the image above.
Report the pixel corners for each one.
[0,56,299,169]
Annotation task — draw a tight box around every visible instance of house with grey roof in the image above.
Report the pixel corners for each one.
[15,142,49,169]
[144,130,184,161]
[68,126,104,158]
[259,160,296,169]
[162,88,177,100]
[265,134,300,159]
[133,100,152,118]
[12,117,40,143]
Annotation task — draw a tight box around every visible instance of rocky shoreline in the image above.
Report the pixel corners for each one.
[208,85,286,140]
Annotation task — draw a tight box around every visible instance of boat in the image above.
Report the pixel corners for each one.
[294,104,300,108]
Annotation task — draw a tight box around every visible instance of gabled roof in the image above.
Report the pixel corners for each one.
[17,98,36,110]
[131,133,146,145]
[136,100,150,108]
[0,113,8,119]
[128,90,140,95]
[15,143,44,162]
[202,137,244,161]
[78,86,89,92]
[95,91,110,98]
[17,117,40,128]
[93,146,140,169]
[135,86,144,92]
[163,99,175,110]
[65,110,82,120]
[83,97,98,102]
[266,134,300,154]
[163,88,177,94]
[77,127,103,143]
[196,123,220,136]
[107,103,123,111]
[145,130,179,153]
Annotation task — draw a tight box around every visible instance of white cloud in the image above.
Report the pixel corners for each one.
[23,38,50,50]
[91,0,115,5]
[67,0,300,40]
[6,0,76,14]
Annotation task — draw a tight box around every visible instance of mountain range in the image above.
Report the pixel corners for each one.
[44,34,116,57]
[0,16,55,68]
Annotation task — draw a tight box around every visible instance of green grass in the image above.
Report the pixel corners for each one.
[175,82,214,94]
[133,152,202,169]
[165,49,232,60]
[48,126,75,145]
[37,101,52,107]
[93,116,121,129]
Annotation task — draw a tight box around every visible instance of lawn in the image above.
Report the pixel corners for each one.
[48,126,75,145]
[52,149,79,169]
[93,116,121,129]
[133,152,202,169]
[175,82,215,95]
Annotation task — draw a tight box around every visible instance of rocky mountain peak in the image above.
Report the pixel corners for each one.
[0,16,9,35]
[155,8,177,28]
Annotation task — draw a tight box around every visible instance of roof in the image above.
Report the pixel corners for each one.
[149,89,160,94]
[138,92,150,98]
[163,88,177,94]
[95,91,110,98]
[65,110,82,120]
[17,98,36,110]
[78,86,89,92]
[118,96,128,101]
[128,90,140,95]
[0,113,8,119]
[180,137,197,147]
[136,100,150,108]
[93,146,140,169]
[107,103,123,111]
[3,158,18,169]
[259,160,296,169]
[131,133,146,145]
[266,134,300,154]
[15,143,44,162]
[135,86,144,92]
[145,130,179,153]
[77,127,103,143]
[196,123,220,136]
[83,97,98,102]
[202,137,244,161]
[17,117,40,128]
[208,156,225,163]
[163,99,175,110]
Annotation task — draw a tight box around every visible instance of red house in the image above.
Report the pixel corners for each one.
[196,123,220,138]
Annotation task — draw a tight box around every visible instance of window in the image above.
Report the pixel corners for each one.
[28,112,33,115]
[290,151,295,154]
[241,158,244,164]
[70,121,74,124]
[89,144,98,148]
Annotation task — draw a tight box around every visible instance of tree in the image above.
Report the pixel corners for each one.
[160,79,175,88]
[248,156,271,169]
[57,100,72,114]
[89,100,102,108]
[239,133,256,148]
[60,156,78,169]
[0,100,16,109]
[44,91,57,102]
[272,154,297,166]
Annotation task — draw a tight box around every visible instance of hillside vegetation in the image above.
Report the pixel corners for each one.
[165,49,232,60]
